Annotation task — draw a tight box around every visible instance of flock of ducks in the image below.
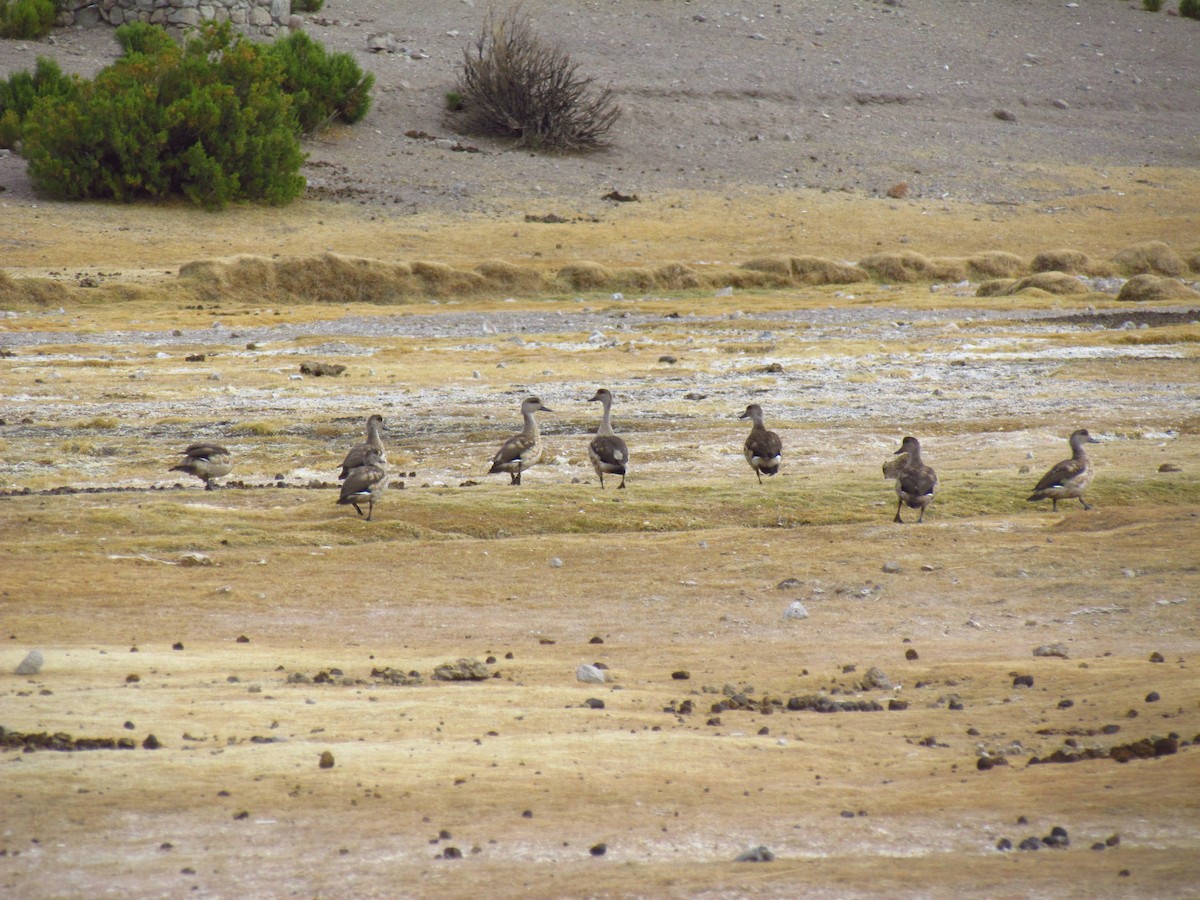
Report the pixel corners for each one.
[168,396,1101,524]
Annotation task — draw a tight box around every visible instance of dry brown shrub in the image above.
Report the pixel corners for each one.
[1116,274,1200,303]
[653,263,702,290]
[474,260,548,293]
[975,279,1016,297]
[1003,272,1088,295]
[927,257,969,281]
[789,256,869,285]
[556,262,612,290]
[1189,253,1200,275]
[1111,241,1186,277]
[1031,248,1089,274]
[967,251,1026,279]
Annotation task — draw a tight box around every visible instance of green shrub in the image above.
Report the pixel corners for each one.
[0,0,57,40]
[1181,0,1200,19]
[1141,0,1162,10]
[115,19,177,56]
[291,0,323,12]
[0,57,77,149]
[268,31,373,134]
[453,6,619,151]
[22,22,305,208]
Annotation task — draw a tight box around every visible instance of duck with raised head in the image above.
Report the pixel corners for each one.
[740,404,782,484]
[338,414,385,480]
[337,448,388,520]
[587,388,629,489]
[170,442,232,490]
[888,436,938,523]
[488,396,552,485]
[1027,428,1100,511]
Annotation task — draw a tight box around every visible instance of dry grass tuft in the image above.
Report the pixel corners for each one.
[858,251,964,283]
[556,262,612,290]
[789,255,869,285]
[231,420,288,437]
[78,415,119,430]
[1002,272,1088,295]
[0,272,73,307]
[966,250,1026,279]
[1116,274,1200,303]
[1112,240,1187,277]
[474,259,549,292]
[653,262,702,290]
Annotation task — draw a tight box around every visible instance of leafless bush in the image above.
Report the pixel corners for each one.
[452,6,620,151]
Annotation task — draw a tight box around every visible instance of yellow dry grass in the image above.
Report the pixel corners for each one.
[2,179,1200,898]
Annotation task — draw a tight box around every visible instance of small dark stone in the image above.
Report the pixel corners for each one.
[217,790,231,797]
[160,842,173,851]
[1106,834,1121,847]
[234,811,249,821]
[1148,651,1164,663]
[123,721,135,730]
[438,829,452,840]
[142,734,160,750]
[1091,842,1106,851]
[706,717,721,726]
[1119,869,1130,877]
[319,750,335,769]
[181,867,196,875]
[671,670,691,680]
[441,847,462,860]
[172,642,184,651]
[887,699,908,711]
[1018,837,1042,851]
[589,636,604,644]
[996,838,1013,851]
[1153,737,1178,756]
[757,726,769,735]
[1017,816,1028,824]
[584,698,605,710]
[590,842,607,857]
[521,810,533,818]
[840,810,855,818]
[1013,674,1034,688]
[1145,691,1160,703]
[485,656,496,664]
[505,652,514,659]
[734,845,774,862]
[236,635,250,643]
[948,699,964,710]
[905,648,919,660]
[125,674,140,683]
[1101,724,1121,735]
[1058,699,1074,709]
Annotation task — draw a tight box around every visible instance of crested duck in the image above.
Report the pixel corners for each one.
[338,414,385,480]
[170,442,232,490]
[888,436,937,523]
[740,404,782,484]
[587,388,629,489]
[337,448,388,520]
[1027,428,1100,511]
[488,397,552,485]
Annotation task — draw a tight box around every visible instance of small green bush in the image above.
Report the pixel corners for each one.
[22,22,305,208]
[0,0,57,40]
[291,0,323,12]
[268,31,373,134]
[115,19,177,56]
[1141,0,1162,10]
[0,56,77,149]
[1180,0,1200,19]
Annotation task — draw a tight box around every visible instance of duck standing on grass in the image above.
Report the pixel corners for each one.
[488,396,552,485]
[587,388,628,489]
[338,448,388,520]
[740,404,782,484]
[169,443,232,490]
[338,414,385,480]
[887,436,938,523]
[1027,428,1100,511]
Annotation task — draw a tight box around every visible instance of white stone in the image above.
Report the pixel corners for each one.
[15,649,44,676]
[783,601,809,620]
[576,664,605,684]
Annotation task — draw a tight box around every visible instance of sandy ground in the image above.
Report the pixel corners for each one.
[3,2,1200,898]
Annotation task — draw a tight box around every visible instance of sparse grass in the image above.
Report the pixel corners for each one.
[78,415,119,430]
[231,420,288,437]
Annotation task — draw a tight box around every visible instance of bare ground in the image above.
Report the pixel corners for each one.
[2,2,1200,898]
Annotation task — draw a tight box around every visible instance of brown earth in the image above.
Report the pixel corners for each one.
[2,2,1200,898]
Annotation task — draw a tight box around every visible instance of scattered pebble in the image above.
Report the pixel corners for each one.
[590,842,607,857]
[319,751,335,769]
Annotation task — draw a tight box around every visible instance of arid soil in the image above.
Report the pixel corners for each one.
[3,2,1200,898]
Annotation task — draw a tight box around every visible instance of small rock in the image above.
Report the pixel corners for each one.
[319,750,335,769]
[886,182,908,199]
[441,847,462,860]
[905,648,919,661]
[783,600,809,620]
[590,842,607,857]
[1158,463,1181,473]
[1034,643,1069,658]
[1145,691,1160,703]
[15,649,43,676]
[882,561,902,574]
[549,557,563,568]
[584,698,605,709]
[433,658,490,681]
[734,845,774,863]
[671,670,690,680]
[1012,674,1034,688]
[176,552,212,567]
[861,667,892,691]
[993,108,1017,122]
[142,734,161,750]
[996,838,1013,851]
[576,664,606,684]
[1018,837,1042,851]
[1148,652,1164,663]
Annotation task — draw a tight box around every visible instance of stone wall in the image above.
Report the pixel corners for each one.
[61,0,293,36]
